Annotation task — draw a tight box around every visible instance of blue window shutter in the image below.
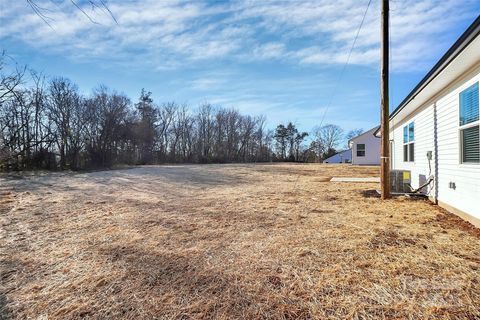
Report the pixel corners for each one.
[460,82,479,126]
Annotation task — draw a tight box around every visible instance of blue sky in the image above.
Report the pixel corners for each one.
[1,0,479,133]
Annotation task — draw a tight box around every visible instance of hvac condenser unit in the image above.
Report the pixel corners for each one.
[390,170,412,193]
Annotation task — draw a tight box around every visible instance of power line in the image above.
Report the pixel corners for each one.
[318,0,372,128]
[287,0,374,201]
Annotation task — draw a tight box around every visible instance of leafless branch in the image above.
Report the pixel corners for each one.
[26,0,54,29]
[25,0,117,28]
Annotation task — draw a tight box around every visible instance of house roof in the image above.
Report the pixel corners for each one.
[324,149,351,161]
[390,15,480,121]
[349,126,379,144]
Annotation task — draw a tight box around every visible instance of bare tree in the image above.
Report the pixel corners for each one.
[345,128,364,148]
[0,61,284,170]
[84,86,130,167]
[170,104,194,162]
[196,103,214,162]
[313,124,344,159]
[156,102,176,162]
[0,53,25,106]
[47,77,83,168]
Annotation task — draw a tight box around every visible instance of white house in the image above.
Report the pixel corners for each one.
[323,149,352,163]
[383,16,480,227]
[349,127,380,165]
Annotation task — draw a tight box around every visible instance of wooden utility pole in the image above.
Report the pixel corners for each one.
[380,0,390,199]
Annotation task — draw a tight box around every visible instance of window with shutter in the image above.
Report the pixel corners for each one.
[459,82,479,164]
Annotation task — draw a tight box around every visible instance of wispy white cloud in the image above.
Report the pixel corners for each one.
[190,78,225,91]
[0,0,478,72]
[252,42,286,59]
[232,0,478,70]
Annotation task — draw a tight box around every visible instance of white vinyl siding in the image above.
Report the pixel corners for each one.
[390,67,480,220]
[350,127,380,165]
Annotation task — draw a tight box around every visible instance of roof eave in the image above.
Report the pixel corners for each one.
[349,126,380,143]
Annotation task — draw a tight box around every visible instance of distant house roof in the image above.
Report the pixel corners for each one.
[390,15,480,121]
[323,149,352,163]
[348,126,379,145]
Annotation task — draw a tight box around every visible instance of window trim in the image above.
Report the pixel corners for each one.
[459,82,480,164]
[403,121,415,163]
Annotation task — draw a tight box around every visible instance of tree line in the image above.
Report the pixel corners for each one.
[0,57,362,171]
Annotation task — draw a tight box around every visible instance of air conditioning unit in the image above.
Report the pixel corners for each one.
[390,170,412,193]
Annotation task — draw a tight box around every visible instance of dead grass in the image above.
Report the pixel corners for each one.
[0,163,479,319]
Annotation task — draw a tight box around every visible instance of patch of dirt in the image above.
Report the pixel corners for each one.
[432,212,480,238]
[368,229,417,248]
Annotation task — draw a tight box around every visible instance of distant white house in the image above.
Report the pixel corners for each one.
[349,127,380,165]
[379,16,480,227]
[323,149,352,163]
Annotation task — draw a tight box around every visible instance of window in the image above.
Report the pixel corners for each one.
[356,143,365,157]
[459,82,479,163]
[403,122,414,162]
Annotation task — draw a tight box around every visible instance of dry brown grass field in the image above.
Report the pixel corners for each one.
[0,164,479,319]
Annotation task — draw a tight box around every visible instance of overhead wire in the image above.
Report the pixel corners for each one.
[288,0,374,207]
[317,0,373,129]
